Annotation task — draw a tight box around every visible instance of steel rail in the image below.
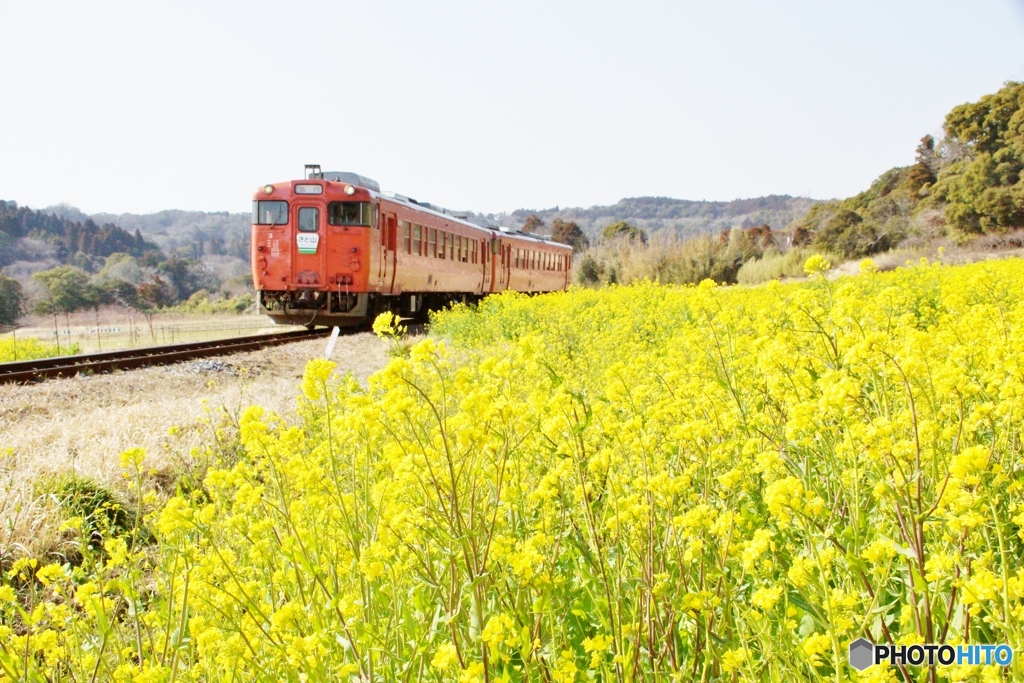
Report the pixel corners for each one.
[0,328,332,385]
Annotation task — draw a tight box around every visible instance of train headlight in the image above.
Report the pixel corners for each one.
[344,184,356,196]
[263,185,274,195]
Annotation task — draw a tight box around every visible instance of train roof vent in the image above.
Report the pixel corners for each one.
[411,200,451,215]
[321,171,381,192]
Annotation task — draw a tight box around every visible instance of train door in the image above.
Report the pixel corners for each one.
[488,238,502,292]
[500,243,511,290]
[378,211,397,292]
[481,238,491,293]
[292,203,325,286]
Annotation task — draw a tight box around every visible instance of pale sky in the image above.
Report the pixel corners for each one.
[1,0,1023,216]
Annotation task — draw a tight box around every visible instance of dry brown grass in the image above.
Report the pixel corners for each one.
[0,332,390,561]
[827,235,1024,278]
[8,309,302,354]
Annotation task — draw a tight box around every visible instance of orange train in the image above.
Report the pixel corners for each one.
[252,166,573,327]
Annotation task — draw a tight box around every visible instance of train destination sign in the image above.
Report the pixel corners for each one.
[296,233,319,254]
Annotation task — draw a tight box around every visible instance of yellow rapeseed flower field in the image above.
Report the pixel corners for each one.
[2,258,1023,682]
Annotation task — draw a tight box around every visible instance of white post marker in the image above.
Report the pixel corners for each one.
[324,326,341,359]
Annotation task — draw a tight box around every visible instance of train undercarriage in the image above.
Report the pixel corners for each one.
[258,289,479,328]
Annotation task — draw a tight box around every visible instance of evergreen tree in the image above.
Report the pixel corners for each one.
[0,274,24,327]
[933,81,1024,234]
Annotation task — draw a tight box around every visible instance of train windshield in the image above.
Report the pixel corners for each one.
[252,200,288,225]
[328,201,374,226]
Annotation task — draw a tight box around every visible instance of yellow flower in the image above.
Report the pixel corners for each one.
[804,254,832,276]
[721,647,747,673]
[751,585,783,611]
[431,642,459,671]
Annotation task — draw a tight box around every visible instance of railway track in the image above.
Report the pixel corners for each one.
[0,328,331,385]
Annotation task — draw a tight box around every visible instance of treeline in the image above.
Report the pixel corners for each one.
[0,256,249,328]
[780,80,1024,260]
[551,80,1024,286]
[0,201,156,267]
[0,202,251,327]
[496,194,817,242]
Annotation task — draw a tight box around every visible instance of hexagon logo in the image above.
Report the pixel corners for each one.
[849,638,874,671]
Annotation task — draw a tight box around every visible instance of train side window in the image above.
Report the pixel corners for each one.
[298,206,319,232]
[413,225,421,256]
[402,221,411,253]
[428,228,436,258]
[438,232,445,260]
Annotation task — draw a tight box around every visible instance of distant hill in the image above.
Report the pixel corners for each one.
[43,205,250,261]
[0,200,158,270]
[481,194,817,238]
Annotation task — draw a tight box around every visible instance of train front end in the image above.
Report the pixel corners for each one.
[252,167,377,327]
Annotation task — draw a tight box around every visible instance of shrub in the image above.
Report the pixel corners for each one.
[33,472,136,543]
